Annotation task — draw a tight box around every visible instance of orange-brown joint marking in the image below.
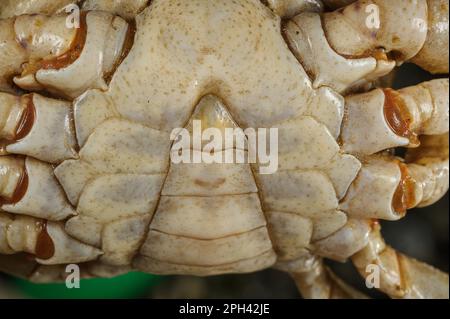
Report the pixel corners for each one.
[392,162,416,216]
[22,13,88,76]
[35,220,55,260]
[15,95,36,140]
[0,95,36,152]
[383,89,419,147]
[0,157,28,206]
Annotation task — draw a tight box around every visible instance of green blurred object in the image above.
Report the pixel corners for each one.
[14,272,162,299]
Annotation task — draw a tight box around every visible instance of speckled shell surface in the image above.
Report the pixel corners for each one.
[64,0,359,274]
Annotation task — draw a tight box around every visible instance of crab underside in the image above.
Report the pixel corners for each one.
[0,0,449,299]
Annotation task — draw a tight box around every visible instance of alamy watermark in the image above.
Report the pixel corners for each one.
[170,120,279,175]
[365,4,381,30]
[365,264,381,289]
[65,264,81,289]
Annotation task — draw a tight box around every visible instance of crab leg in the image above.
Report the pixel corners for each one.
[411,0,449,74]
[341,79,449,155]
[285,0,448,95]
[1,92,77,163]
[322,0,449,74]
[352,222,449,299]
[0,0,148,20]
[0,251,130,283]
[340,143,448,221]
[0,155,100,265]
[0,156,75,221]
[0,212,101,265]
[0,13,75,93]
[0,0,77,19]
[406,134,449,208]
[339,79,448,220]
[0,11,130,98]
[277,254,367,298]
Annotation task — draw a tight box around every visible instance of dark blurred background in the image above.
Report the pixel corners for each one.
[0,65,448,299]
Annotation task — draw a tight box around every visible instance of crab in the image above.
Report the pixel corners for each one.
[0,0,449,299]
